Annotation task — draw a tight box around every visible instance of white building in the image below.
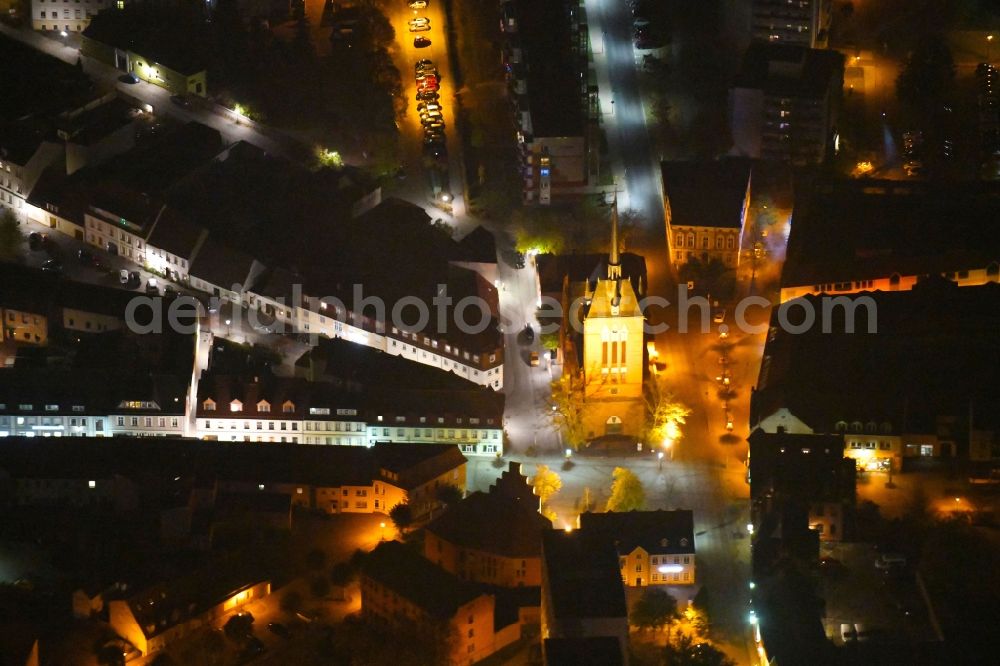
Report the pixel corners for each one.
[31,0,118,34]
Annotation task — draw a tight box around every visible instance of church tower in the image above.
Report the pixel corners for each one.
[581,199,646,437]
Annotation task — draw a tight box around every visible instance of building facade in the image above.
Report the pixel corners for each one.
[31,0,116,33]
[751,0,832,48]
[662,160,751,269]
[579,510,697,587]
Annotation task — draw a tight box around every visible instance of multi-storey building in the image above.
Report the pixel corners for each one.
[425,462,549,586]
[195,375,505,456]
[31,0,117,34]
[541,530,629,664]
[662,160,751,269]
[730,43,844,165]
[0,124,63,219]
[751,0,832,48]
[748,431,856,542]
[579,510,697,587]
[362,540,519,666]
[505,0,595,204]
[779,179,1000,303]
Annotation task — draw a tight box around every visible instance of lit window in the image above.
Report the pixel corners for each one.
[88,480,96,488]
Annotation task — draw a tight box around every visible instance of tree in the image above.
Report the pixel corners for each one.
[679,256,735,300]
[662,631,735,666]
[435,483,463,506]
[896,35,955,116]
[389,502,414,532]
[540,331,560,351]
[223,612,254,642]
[645,376,691,447]
[606,467,645,512]
[0,209,23,262]
[549,376,588,449]
[630,587,678,630]
[95,645,125,666]
[532,465,562,506]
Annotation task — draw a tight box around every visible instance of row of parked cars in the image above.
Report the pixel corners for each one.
[416,59,446,160]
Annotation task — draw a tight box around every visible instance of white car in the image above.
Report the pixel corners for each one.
[408,17,430,32]
[408,0,427,8]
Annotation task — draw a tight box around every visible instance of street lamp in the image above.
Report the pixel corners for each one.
[379,521,386,541]
[564,448,572,459]
[657,450,664,471]
[662,437,674,460]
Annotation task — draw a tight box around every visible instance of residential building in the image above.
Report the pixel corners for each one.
[81,6,208,96]
[109,572,270,656]
[579,204,647,440]
[366,388,505,456]
[661,160,751,268]
[0,371,185,439]
[143,207,207,282]
[31,0,117,33]
[362,540,519,666]
[425,462,550,586]
[751,0,832,48]
[748,431,855,541]
[0,122,64,219]
[0,437,467,516]
[187,236,265,305]
[0,305,46,347]
[751,279,1000,463]
[506,0,596,204]
[541,530,629,664]
[779,179,1000,302]
[373,441,468,517]
[579,510,697,587]
[730,43,844,165]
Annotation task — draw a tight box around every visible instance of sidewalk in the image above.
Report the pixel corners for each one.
[584,1,627,193]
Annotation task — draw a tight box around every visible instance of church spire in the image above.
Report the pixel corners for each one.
[608,195,622,280]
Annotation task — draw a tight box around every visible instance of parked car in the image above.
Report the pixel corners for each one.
[713,309,725,324]
[170,95,191,108]
[408,0,427,8]
[118,72,139,84]
[523,324,534,341]
[119,269,130,284]
[41,258,62,274]
[414,36,432,48]
[408,17,430,32]
[416,90,439,102]
[840,623,858,642]
[529,351,540,367]
[267,622,291,639]
[28,232,42,251]
[145,278,160,295]
[415,58,433,70]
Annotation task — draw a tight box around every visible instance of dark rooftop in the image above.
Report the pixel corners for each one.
[425,490,552,557]
[0,119,52,166]
[83,6,209,76]
[187,236,260,290]
[57,96,136,147]
[747,431,854,504]
[0,33,94,123]
[752,279,1000,434]
[145,207,207,260]
[536,252,646,296]
[579,510,696,556]
[373,442,467,491]
[453,226,497,265]
[542,529,627,620]
[733,43,844,98]
[515,0,585,137]
[196,374,362,420]
[782,179,1000,288]
[544,637,624,666]
[661,160,752,230]
[363,540,486,619]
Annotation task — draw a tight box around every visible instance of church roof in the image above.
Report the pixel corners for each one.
[587,276,642,319]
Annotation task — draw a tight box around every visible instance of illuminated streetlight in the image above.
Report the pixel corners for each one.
[657,450,664,471]
[379,521,386,541]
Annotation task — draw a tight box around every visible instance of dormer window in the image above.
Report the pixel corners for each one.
[203,399,216,412]
[680,538,689,547]
[660,538,669,547]
[257,400,271,413]
[230,400,243,413]
[834,421,847,433]
[282,400,295,414]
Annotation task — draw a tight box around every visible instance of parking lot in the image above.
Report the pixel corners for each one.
[818,542,938,648]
